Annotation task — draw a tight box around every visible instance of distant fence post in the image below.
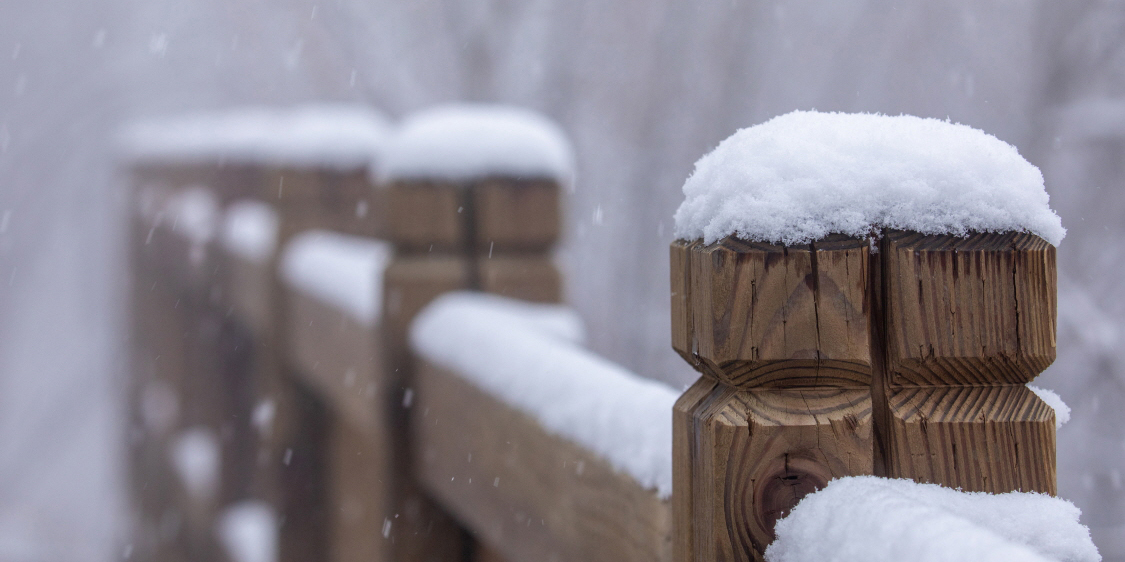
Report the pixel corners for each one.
[670,231,1057,561]
[380,106,567,562]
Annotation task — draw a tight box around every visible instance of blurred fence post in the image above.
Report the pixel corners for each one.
[381,119,566,561]
[670,231,1057,562]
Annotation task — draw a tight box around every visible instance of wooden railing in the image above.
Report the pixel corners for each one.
[123,107,1061,562]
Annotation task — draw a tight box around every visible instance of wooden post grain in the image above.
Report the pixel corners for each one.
[382,173,563,562]
[670,230,1058,561]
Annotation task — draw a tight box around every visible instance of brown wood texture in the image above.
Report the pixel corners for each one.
[680,235,871,389]
[285,288,385,433]
[269,168,385,239]
[473,179,560,252]
[671,230,1059,562]
[414,361,673,562]
[673,378,873,562]
[478,256,561,303]
[884,230,1057,386]
[329,415,395,562]
[384,181,465,252]
[884,384,1056,493]
[383,256,473,376]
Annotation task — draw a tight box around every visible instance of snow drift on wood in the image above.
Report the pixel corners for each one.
[379,104,574,183]
[674,111,1065,246]
[119,105,392,170]
[279,230,392,326]
[767,476,1099,562]
[169,427,220,502]
[1028,385,1071,430]
[410,292,676,497]
[222,200,279,264]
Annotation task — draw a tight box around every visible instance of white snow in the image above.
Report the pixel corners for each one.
[278,230,393,326]
[169,427,220,502]
[1028,385,1072,430]
[165,186,219,246]
[767,476,1099,562]
[379,104,574,183]
[222,200,279,264]
[674,111,1066,246]
[216,501,278,562]
[119,105,393,170]
[410,292,677,498]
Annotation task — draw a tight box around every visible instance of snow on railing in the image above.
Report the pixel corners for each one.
[410,291,678,497]
[768,477,1099,562]
[278,230,392,326]
[119,105,392,170]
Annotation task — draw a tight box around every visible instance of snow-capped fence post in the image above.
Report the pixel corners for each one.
[379,105,570,560]
[670,112,1061,562]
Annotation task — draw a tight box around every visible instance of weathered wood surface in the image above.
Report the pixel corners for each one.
[883,230,1057,386]
[329,414,394,562]
[384,181,465,252]
[285,287,385,433]
[268,168,385,239]
[674,379,872,562]
[884,384,1056,493]
[473,179,560,252]
[672,235,871,389]
[671,230,1059,562]
[414,361,673,562]
[478,256,562,303]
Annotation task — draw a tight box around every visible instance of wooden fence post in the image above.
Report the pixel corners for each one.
[381,115,565,561]
[670,230,1058,562]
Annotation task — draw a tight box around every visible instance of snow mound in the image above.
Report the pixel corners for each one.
[767,476,1099,562]
[279,230,392,326]
[222,200,279,264]
[120,105,392,170]
[216,501,278,562]
[379,104,573,183]
[674,111,1065,246]
[1028,385,1071,430]
[410,292,676,497]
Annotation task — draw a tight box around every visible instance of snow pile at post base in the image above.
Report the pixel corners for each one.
[674,111,1065,246]
[222,200,279,264]
[410,292,677,498]
[767,476,1099,562]
[119,105,392,170]
[279,230,392,326]
[380,104,574,184]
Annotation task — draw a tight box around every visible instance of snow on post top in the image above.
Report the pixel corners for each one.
[673,111,1065,246]
[378,104,574,184]
[119,105,392,170]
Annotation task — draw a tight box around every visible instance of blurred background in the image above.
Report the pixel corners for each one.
[1,0,1123,560]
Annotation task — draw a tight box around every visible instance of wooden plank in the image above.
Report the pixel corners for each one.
[383,181,465,252]
[473,179,560,252]
[478,256,561,303]
[383,256,472,376]
[329,415,394,562]
[222,252,274,339]
[670,240,700,369]
[686,235,871,388]
[285,288,385,434]
[269,168,385,239]
[884,384,1056,494]
[413,361,673,562]
[675,382,873,562]
[884,230,1057,385]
